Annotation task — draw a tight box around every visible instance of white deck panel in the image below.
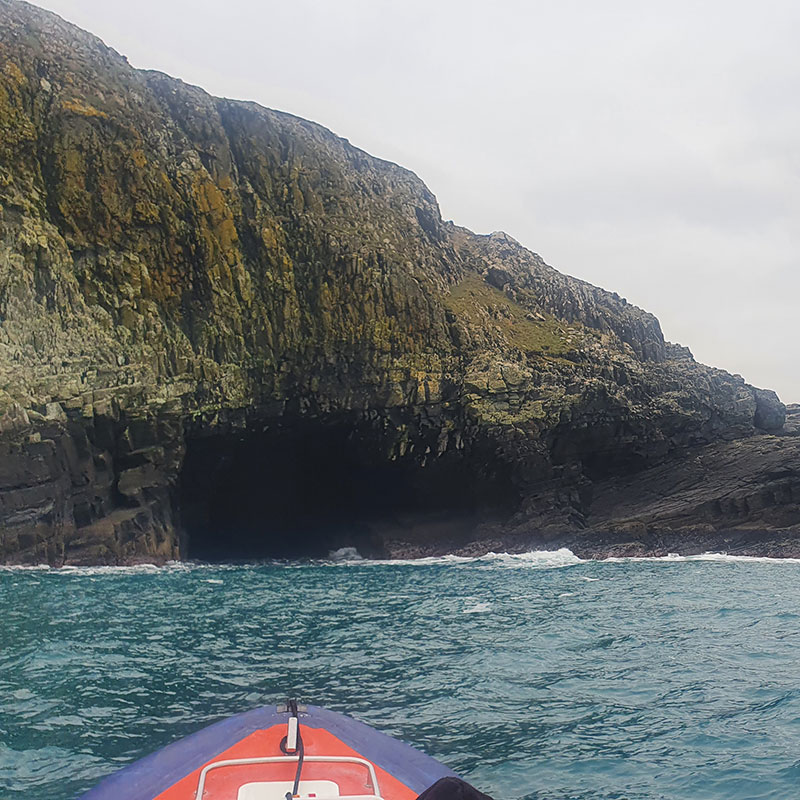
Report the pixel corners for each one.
[238,780,340,800]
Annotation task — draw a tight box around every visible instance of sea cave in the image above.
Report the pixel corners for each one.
[178,413,521,561]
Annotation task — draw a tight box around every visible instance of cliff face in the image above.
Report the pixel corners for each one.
[0,0,797,564]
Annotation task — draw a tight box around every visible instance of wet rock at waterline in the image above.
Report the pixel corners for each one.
[0,0,797,565]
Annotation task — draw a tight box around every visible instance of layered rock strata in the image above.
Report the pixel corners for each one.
[0,0,796,564]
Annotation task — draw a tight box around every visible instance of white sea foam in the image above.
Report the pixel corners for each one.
[0,563,51,572]
[331,552,478,567]
[479,548,584,569]
[601,553,800,564]
[4,549,799,576]
[327,547,584,569]
[327,547,800,570]
[59,563,161,575]
[327,546,364,562]
[0,561,195,576]
[463,601,492,613]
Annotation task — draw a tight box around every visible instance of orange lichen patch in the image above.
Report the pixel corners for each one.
[133,200,160,225]
[128,148,148,169]
[2,60,26,87]
[148,262,185,304]
[259,222,291,259]
[193,176,228,218]
[0,64,38,159]
[216,217,239,254]
[193,176,239,245]
[61,97,109,118]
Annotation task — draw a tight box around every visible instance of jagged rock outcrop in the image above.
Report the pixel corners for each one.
[0,0,796,564]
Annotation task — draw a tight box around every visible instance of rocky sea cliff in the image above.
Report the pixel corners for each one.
[0,0,798,565]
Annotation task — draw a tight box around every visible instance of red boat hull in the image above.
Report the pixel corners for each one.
[80,704,457,800]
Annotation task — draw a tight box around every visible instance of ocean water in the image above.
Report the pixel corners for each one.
[2,551,800,800]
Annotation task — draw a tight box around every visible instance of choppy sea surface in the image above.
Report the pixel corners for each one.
[2,550,800,800]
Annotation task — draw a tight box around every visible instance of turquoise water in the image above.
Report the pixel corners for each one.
[2,551,800,800]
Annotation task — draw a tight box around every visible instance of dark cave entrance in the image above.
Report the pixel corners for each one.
[179,414,520,560]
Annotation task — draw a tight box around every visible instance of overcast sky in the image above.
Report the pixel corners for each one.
[33,0,800,402]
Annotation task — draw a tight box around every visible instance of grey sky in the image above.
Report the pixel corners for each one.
[33,0,800,401]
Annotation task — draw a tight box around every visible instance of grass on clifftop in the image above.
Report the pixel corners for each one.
[445,275,572,356]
